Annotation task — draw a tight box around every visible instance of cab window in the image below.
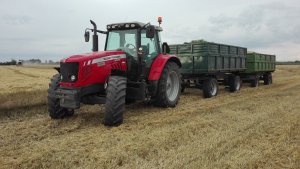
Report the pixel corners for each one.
[106,30,137,58]
[141,30,159,62]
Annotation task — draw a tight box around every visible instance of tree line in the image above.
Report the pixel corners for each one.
[0,59,59,65]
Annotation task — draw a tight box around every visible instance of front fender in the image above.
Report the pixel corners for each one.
[148,54,181,81]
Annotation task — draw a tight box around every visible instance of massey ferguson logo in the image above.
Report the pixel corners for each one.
[91,54,126,65]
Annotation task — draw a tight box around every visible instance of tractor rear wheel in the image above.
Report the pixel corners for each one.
[104,76,126,126]
[47,74,74,119]
[203,78,218,98]
[154,62,181,107]
[229,75,241,92]
[251,76,259,87]
[264,73,272,85]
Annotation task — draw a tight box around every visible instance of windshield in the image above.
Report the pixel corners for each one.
[106,29,137,58]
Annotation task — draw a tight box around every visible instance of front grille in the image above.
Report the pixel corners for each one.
[60,62,79,82]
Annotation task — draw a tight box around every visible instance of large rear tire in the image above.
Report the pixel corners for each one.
[104,76,126,126]
[154,62,181,107]
[229,75,241,92]
[264,73,272,85]
[47,74,74,119]
[203,78,218,98]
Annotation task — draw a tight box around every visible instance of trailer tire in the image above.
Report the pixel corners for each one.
[154,62,181,107]
[264,73,272,85]
[47,74,74,119]
[251,76,259,87]
[229,75,241,92]
[203,78,218,98]
[104,76,126,126]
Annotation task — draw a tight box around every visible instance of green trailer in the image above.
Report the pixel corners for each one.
[240,52,276,87]
[169,40,247,98]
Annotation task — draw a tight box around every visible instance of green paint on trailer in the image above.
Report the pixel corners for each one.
[244,52,276,73]
[169,40,247,75]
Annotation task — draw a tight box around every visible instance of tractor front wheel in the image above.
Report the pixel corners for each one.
[154,62,181,107]
[104,76,126,126]
[47,74,74,119]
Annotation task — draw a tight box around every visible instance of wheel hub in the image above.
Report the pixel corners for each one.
[166,71,180,102]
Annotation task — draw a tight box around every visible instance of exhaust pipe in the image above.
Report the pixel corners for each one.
[90,20,98,52]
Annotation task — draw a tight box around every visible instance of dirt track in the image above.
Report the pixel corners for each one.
[0,65,299,168]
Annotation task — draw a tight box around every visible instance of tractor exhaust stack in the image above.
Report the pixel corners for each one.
[90,20,98,52]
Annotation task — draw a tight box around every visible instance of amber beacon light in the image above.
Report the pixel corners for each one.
[158,16,162,26]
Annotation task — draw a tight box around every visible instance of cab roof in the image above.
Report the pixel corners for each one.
[106,22,163,31]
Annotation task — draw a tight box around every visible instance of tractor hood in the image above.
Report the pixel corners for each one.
[61,51,126,63]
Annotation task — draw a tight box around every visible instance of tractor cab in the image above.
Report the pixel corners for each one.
[84,20,168,81]
[48,18,181,126]
[105,22,162,80]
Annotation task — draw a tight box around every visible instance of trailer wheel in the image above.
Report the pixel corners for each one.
[229,75,241,92]
[154,62,181,107]
[203,78,218,98]
[264,73,272,85]
[251,76,259,87]
[104,76,126,126]
[47,74,74,119]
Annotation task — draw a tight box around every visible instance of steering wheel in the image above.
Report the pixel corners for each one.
[125,43,136,56]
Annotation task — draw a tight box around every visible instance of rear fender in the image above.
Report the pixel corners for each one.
[148,54,181,81]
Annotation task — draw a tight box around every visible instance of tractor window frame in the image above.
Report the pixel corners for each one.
[105,29,138,58]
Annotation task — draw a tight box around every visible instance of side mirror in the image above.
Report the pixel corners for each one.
[162,42,170,54]
[146,25,155,38]
[84,31,90,42]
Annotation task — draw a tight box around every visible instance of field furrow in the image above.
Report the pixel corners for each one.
[0,65,299,169]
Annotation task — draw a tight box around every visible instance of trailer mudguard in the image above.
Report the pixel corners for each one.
[148,54,181,81]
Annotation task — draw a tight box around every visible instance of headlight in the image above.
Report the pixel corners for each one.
[70,75,76,81]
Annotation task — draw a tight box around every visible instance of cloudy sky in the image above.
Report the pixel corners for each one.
[1,0,299,62]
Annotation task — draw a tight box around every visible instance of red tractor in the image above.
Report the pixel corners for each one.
[48,18,182,126]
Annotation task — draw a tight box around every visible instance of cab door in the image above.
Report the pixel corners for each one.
[140,30,160,77]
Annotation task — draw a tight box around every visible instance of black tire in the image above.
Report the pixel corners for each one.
[229,75,241,92]
[203,78,218,98]
[47,74,74,119]
[264,73,272,85]
[125,98,136,105]
[104,76,126,126]
[251,76,259,87]
[154,62,181,107]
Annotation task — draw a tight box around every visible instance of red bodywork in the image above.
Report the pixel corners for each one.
[60,51,180,88]
[148,54,181,81]
[60,51,127,87]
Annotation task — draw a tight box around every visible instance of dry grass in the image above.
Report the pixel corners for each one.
[0,66,56,94]
[0,65,299,169]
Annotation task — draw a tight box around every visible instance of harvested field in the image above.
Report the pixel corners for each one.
[0,65,299,169]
